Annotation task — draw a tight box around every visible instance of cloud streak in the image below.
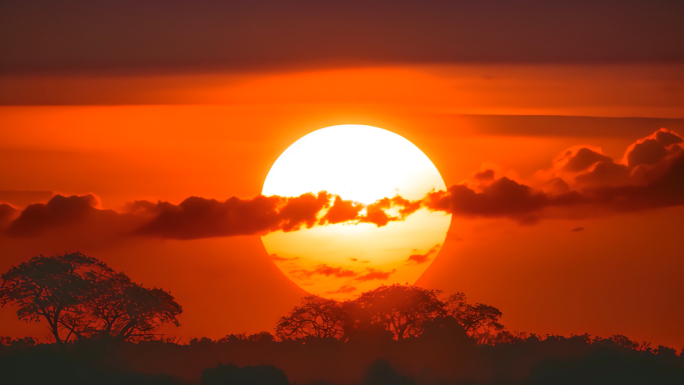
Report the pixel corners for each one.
[0,191,421,240]
[355,268,396,282]
[1,129,682,238]
[290,264,358,280]
[2,1,682,76]
[406,244,441,265]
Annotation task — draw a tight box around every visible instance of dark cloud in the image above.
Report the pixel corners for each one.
[625,129,683,168]
[569,129,684,212]
[326,285,357,294]
[571,227,585,232]
[474,170,495,182]
[424,129,684,222]
[275,192,332,232]
[0,204,17,227]
[406,244,440,265]
[390,196,422,217]
[1,1,682,76]
[425,177,585,220]
[626,139,670,168]
[655,129,684,147]
[560,148,613,173]
[271,254,299,262]
[355,268,396,282]
[320,196,364,225]
[574,161,631,187]
[3,130,683,238]
[321,195,420,228]
[587,150,684,211]
[543,177,571,194]
[6,194,106,237]
[1,190,422,240]
[359,198,396,227]
[291,264,358,280]
[134,192,333,239]
[314,265,357,278]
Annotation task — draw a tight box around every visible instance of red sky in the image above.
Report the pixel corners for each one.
[1,0,683,349]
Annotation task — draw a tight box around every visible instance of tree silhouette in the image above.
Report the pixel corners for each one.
[445,293,504,344]
[275,285,510,343]
[85,272,182,341]
[346,284,446,341]
[609,334,651,352]
[0,252,182,343]
[275,295,345,339]
[0,253,110,344]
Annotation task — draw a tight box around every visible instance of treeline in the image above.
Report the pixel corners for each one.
[2,253,684,384]
[2,327,683,385]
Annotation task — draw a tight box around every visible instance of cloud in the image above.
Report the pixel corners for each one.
[2,191,415,240]
[5,194,107,237]
[277,192,332,231]
[555,147,613,173]
[419,129,684,223]
[319,196,364,225]
[291,264,358,280]
[390,196,422,217]
[320,195,422,228]
[574,161,631,187]
[586,150,684,212]
[474,169,495,182]
[624,128,683,168]
[134,192,333,239]
[571,227,585,232]
[406,244,440,265]
[271,254,299,262]
[358,198,394,227]
[326,285,357,294]
[355,268,396,282]
[3,129,683,237]
[424,177,585,221]
[0,204,17,227]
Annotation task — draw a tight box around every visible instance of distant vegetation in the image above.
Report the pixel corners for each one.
[2,253,683,385]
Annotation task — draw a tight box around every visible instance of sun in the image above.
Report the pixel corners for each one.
[262,124,451,298]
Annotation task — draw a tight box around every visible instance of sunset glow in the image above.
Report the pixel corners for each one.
[2,3,684,382]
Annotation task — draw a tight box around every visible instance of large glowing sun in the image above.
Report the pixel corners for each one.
[262,124,451,298]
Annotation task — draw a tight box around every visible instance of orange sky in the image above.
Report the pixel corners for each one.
[1,64,684,348]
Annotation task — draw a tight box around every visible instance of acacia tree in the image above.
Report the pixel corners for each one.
[275,295,345,340]
[347,284,446,340]
[0,252,182,343]
[0,253,110,344]
[445,293,504,344]
[84,272,182,341]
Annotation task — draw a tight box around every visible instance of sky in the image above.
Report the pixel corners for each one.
[1,0,683,348]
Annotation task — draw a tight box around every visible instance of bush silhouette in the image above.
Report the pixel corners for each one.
[201,363,290,385]
[363,360,416,385]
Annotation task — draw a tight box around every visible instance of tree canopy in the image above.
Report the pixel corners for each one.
[275,295,345,340]
[445,292,504,344]
[0,252,181,344]
[276,283,506,343]
[347,284,446,340]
